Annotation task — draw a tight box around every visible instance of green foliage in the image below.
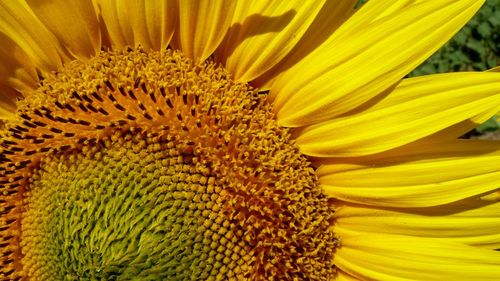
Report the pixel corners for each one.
[476,116,500,133]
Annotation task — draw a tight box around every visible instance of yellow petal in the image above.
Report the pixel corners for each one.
[175,0,235,61]
[414,67,500,140]
[271,0,484,127]
[481,191,500,202]
[0,1,63,72]
[0,32,38,94]
[26,0,101,59]
[426,108,499,141]
[0,107,15,120]
[335,270,362,281]
[318,140,500,207]
[97,0,177,50]
[296,72,500,157]
[334,201,500,249]
[335,233,500,281]
[216,1,324,82]
[0,85,18,120]
[487,66,500,72]
[254,0,358,90]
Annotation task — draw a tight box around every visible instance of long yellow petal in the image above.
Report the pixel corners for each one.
[335,233,500,281]
[334,201,500,249]
[216,1,324,82]
[175,0,235,61]
[97,0,176,50]
[382,67,500,141]
[0,1,63,72]
[335,270,362,281]
[0,85,18,120]
[481,191,500,202]
[296,72,500,157]
[0,106,15,120]
[318,140,500,207]
[426,107,499,142]
[26,0,101,59]
[254,0,358,90]
[0,32,38,94]
[487,65,500,72]
[270,0,484,127]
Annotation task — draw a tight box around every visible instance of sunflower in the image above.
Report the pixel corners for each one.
[1,0,500,280]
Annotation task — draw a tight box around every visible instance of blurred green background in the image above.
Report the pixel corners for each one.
[356,0,500,137]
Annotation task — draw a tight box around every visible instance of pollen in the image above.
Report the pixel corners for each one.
[0,48,337,280]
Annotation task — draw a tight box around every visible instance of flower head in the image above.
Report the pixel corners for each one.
[0,0,499,280]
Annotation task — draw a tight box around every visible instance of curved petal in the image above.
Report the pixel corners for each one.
[175,0,235,61]
[334,201,500,249]
[296,72,500,157]
[216,1,324,82]
[487,66,500,72]
[271,0,484,127]
[335,233,500,281]
[0,106,15,120]
[0,86,17,120]
[0,1,63,72]
[97,0,177,50]
[335,269,362,281]
[26,0,101,59]
[318,140,500,207]
[426,106,499,142]
[254,0,358,89]
[481,191,500,202]
[0,32,38,94]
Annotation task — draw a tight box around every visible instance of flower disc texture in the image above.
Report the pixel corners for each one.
[0,1,500,280]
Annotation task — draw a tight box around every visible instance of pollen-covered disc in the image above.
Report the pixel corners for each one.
[0,48,337,280]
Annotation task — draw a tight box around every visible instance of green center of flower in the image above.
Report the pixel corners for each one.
[24,132,252,280]
[1,48,337,280]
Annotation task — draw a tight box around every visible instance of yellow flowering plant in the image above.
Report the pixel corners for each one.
[0,1,499,280]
